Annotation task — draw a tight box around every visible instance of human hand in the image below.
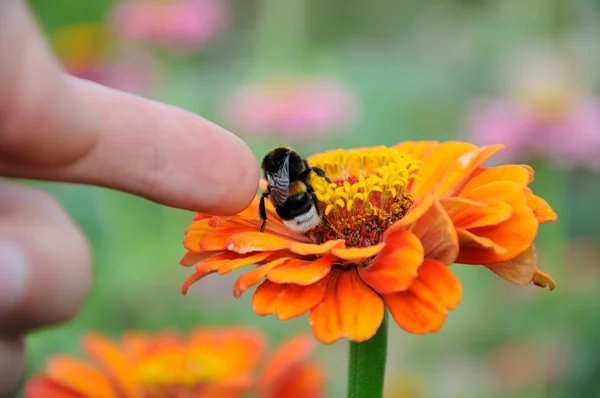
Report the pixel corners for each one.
[0,1,259,396]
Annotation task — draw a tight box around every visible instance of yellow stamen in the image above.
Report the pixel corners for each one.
[308,146,421,216]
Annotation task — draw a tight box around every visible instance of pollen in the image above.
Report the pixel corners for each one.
[307,146,421,247]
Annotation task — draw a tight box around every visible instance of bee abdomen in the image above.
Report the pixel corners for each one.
[275,193,313,220]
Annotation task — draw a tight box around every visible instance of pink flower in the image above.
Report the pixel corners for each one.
[109,0,229,53]
[466,44,600,170]
[69,56,156,95]
[52,23,156,95]
[466,99,600,170]
[224,76,361,140]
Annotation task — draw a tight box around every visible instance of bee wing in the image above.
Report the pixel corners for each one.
[268,154,290,206]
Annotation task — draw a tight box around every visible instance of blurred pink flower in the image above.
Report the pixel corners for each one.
[109,0,229,53]
[466,99,600,170]
[69,57,156,95]
[224,76,361,140]
[466,45,600,170]
[53,23,156,95]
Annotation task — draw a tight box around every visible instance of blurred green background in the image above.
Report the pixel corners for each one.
[20,0,600,397]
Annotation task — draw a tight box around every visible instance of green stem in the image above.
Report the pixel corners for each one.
[348,311,389,398]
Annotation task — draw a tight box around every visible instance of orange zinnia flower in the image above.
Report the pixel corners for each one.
[25,328,264,398]
[181,142,556,344]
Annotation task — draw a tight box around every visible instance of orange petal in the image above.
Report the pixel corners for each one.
[288,239,346,256]
[525,188,557,224]
[309,269,384,343]
[457,229,509,255]
[253,277,329,320]
[188,327,265,377]
[267,255,335,285]
[182,259,224,294]
[393,141,440,160]
[24,375,86,398]
[359,231,424,294]
[179,251,210,267]
[385,259,462,334]
[233,258,291,298]
[201,227,258,251]
[46,356,118,398]
[461,165,531,194]
[385,194,434,236]
[264,363,326,398]
[331,242,385,260]
[226,232,295,254]
[183,254,252,294]
[260,334,318,387]
[456,181,538,263]
[409,142,477,199]
[441,196,485,219]
[447,198,513,230]
[81,334,135,398]
[217,252,274,274]
[483,245,539,286]
[532,269,556,290]
[405,196,458,264]
[434,144,505,198]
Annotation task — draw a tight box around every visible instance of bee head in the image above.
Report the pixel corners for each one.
[261,146,292,175]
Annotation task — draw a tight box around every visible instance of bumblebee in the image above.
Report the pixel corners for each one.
[259,146,337,234]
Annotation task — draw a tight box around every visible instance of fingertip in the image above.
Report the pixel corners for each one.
[204,131,261,215]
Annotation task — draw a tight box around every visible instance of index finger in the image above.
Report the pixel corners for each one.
[1,77,260,215]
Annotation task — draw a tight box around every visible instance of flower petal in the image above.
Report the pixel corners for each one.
[385,259,462,334]
[445,197,513,230]
[81,334,135,398]
[393,141,440,159]
[309,269,384,343]
[200,227,258,251]
[387,195,458,264]
[226,232,296,254]
[267,255,335,285]
[406,196,458,264]
[331,242,385,260]
[457,181,538,263]
[525,188,557,224]
[456,229,509,257]
[182,253,271,295]
[484,245,540,286]
[45,356,118,398]
[461,164,531,193]
[179,251,210,267]
[359,230,424,294]
[217,252,275,274]
[24,376,86,398]
[433,144,505,198]
[385,194,434,236]
[265,363,326,398]
[253,278,329,320]
[233,257,291,298]
[259,334,318,387]
[533,269,556,290]
[289,239,346,255]
[410,142,478,199]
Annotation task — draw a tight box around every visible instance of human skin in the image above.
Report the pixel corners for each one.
[0,1,260,396]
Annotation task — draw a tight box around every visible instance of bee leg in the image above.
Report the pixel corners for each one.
[310,166,333,184]
[306,185,345,238]
[259,191,269,232]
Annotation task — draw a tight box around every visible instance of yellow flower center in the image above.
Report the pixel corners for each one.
[135,350,227,397]
[307,146,421,247]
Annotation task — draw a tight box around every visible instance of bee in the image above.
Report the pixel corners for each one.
[259,146,340,235]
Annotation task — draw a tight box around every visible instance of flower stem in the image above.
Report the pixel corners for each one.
[347,311,388,398]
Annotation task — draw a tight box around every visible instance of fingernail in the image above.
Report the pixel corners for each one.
[0,242,30,317]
